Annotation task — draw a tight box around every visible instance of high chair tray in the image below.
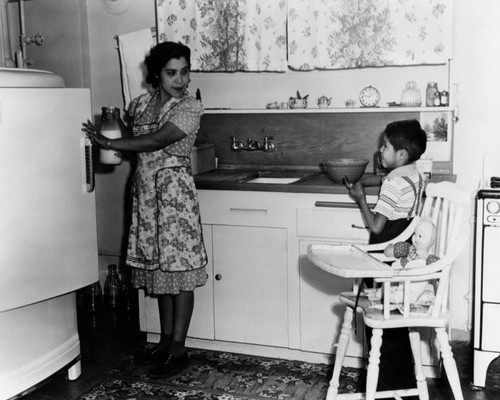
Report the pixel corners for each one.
[306,244,393,278]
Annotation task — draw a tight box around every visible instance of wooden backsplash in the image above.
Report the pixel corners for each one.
[197,111,449,172]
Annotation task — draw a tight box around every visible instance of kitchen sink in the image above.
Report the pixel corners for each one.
[243,177,303,184]
[237,170,311,184]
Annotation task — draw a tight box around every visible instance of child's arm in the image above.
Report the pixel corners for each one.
[358,174,383,187]
[348,182,387,234]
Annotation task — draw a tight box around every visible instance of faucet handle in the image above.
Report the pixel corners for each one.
[263,136,275,152]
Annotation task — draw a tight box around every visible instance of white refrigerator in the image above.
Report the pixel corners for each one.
[0,76,98,399]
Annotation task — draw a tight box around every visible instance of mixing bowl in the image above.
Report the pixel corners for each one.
[323,158,369,184]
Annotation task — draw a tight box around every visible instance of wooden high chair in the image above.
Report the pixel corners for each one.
[307,181,470,400]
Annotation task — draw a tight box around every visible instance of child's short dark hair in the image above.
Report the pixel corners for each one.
[384,119,427,163]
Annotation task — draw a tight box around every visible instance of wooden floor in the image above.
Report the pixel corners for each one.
[16,299,500,400]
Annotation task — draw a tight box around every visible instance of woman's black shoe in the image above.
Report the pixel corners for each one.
[148,353,190,378]
[133,344,170,364]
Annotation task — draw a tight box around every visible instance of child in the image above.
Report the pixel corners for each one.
[347,119,427,392]
[348,119,427,243]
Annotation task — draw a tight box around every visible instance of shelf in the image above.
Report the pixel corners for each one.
[204,106,455,114]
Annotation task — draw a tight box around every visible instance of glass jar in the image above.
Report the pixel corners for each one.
[400,81,422,107]
[104,264,122,309]
[99,106,122,165]
[426,82,439,107]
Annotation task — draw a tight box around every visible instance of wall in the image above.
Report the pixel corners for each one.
[452,1,500,338]
[13,0,500,339]
[198,111,442,171]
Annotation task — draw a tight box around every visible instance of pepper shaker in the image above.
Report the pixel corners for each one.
[440,90,449,106]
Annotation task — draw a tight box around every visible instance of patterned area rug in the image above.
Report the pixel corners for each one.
[80,348,363,400]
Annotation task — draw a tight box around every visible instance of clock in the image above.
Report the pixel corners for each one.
[359,86,381,107]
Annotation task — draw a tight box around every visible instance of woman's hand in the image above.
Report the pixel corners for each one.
[81,120,111,149]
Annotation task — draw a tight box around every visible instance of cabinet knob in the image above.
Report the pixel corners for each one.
[215,274,222,281]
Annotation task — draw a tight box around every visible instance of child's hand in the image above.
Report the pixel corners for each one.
[347,181,366,203]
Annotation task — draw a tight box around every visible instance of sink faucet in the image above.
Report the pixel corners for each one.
[231,136,275,152]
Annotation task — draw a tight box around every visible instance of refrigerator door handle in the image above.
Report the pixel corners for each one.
[81,137,95,193]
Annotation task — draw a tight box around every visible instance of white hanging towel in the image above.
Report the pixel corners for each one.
[117,28,154,107]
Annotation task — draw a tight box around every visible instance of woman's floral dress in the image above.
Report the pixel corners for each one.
[126,89,208,295]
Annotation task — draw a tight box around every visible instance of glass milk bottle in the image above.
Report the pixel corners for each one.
[104,264,122,309]
[99,106,122,165]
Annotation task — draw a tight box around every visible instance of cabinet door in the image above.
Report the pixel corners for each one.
[213,225,288,347]
[141,224,215,340]
[299,240,364,358]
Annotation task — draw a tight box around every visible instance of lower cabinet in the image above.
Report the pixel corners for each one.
[299,239,364,359]
[137,190,376,365]
[211,224,288,347]
[297,205,369,362]
[140,223,288,347]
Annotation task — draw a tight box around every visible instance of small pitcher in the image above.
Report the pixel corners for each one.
[317,95,332,108]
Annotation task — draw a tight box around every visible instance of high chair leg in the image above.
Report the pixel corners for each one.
[366,328,382,400]
[326,307,354,400]
[409,328,429,400]
[435,328,464,400]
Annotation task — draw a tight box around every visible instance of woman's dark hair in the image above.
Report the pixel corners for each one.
[145,41,191,88]
[384,119,427,162]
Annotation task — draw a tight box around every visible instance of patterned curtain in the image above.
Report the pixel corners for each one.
[156,0,452,72]
[287,0,453,71]
[156,0,287,72]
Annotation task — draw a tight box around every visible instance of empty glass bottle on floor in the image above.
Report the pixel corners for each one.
[104,264,122,309]
[84,280,102,312]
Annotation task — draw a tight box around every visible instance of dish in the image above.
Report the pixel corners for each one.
[266,102,279,109]
[289,103,307,109]
[322,158,369,184]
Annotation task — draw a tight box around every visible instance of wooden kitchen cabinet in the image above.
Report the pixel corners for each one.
[139,191,290,349]
[297,206,369,364]
[298,240,364,359]
[211,224,288,347]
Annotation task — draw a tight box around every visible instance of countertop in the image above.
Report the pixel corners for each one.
[194,167,455,195]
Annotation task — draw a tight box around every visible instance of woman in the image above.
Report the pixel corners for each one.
[82,41,208,378]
